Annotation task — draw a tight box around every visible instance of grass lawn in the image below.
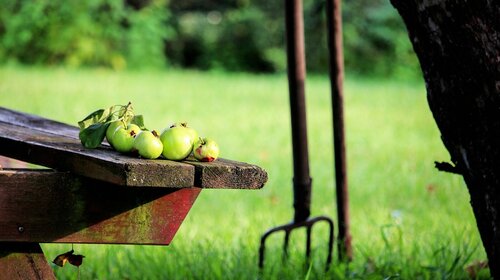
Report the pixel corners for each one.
[0,66,489,279]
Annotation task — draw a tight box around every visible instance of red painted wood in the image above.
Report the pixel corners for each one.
[0,170,200,245]
[0,242,56,280]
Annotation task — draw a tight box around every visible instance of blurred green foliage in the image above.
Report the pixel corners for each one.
[0,0,420,78]
[0,0,170,69]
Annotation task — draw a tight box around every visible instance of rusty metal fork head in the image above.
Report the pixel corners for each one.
[258,216,335,270]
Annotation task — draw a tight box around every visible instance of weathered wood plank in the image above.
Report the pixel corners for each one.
[0,107,80,139]
[0,107,268,189]
[0,169,200,244]
[0,121,195,188]
[0,242,56,280]
[187,158,268,189]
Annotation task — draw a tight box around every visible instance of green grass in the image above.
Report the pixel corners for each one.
[0,66,490,279]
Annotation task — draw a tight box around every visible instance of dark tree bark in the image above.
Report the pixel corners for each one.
[390,0,500,277]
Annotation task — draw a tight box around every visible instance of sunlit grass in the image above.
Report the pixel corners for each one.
[0,66,489,279]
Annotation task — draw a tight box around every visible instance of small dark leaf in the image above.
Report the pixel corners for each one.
[465,260,489,279]
[68,254,85,267]
[79,123,110,149]
[131,115,146,130]
[53,249,74,267]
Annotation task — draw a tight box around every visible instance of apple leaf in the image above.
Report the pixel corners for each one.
[105,105,119,122]
[79,122,110,149]
[78,107,115,131]
[77,103,136,149]
[78,109,103,131]
[131,115,146,130]
[117,104,129,118]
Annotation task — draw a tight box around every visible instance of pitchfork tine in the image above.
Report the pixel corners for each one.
[306,225,312,260]
[259,226,276,268]
[259,217,335,270]
[324,216,335,269]
[283,229,291,261]
[259,223,290,268]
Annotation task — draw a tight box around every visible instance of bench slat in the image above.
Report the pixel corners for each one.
[0,107,267,189]
[0,243,56,280]
[191,158,269,189]
[0,121,195,188]
[0,169,200,245]
[0,106,80,139]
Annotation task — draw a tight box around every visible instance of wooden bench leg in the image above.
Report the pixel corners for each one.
[0,242,55,280]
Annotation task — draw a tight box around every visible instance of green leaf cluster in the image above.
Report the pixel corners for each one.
[0,0,170,70]
[78,102,144,149]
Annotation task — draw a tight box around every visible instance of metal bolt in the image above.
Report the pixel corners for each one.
[18,226,24,233]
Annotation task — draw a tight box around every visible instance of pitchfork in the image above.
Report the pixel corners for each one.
[258,0,351,269]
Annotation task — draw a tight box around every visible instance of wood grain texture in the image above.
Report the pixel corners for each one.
[0,107,80,139]
[0,107,268,189]
[0,169,200,245]
[0,121,195,188]
[0,242,55,280]
[188,158,268,189]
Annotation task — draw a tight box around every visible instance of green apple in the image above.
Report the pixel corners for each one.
[181,122,198,144]
[106,120,125,148]
[111,124,140,153]
[160,125,194,161]
[193,137,219,162]
[133,130,163,159]
[171,122,198,145]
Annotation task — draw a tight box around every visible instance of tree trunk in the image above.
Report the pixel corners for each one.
[390,0,500,277]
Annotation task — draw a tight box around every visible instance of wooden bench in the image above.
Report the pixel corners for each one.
[0,107,268,279]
